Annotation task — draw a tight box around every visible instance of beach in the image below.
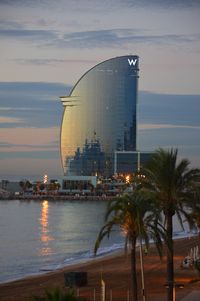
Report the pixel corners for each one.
[0,236,200,301]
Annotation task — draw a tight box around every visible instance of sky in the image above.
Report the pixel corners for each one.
[0,0,200,180]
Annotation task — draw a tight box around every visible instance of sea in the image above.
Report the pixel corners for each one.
[0,199,194,284]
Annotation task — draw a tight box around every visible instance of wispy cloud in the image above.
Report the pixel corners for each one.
[0,20,24,30]
[0,127,60,147]
[0,140,59,149]
[0,82,69,128]
[118,0,200,9]
[1,0,200,10]
[0,116,25,124]
[43,29,200,49]
[139,123,200,130]
[0,126,60,163]
[13,58,98,66]
[0,157,62,177]
[0,107,41,111]
[138,91,200,127]
[0,29,57,40]
[1,27,199,48]
[0,142,12,148]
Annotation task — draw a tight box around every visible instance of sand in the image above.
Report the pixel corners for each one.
[0,236,200,301]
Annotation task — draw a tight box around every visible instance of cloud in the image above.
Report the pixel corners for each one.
[0,29,57,41]
[138,91,200,127]
[0,126,60,146]
[0,158,62,178]
[0,142,12,148]
[44,29,200,49]
[51,31,200,49]
[0,126,60,162]
[13,58,98,66]
[139,123,200,130]
[0,81,68,95]
[1,0,200,10]
[118,0,200,9]
[0,27,199,48]
[0,117,25,124]
[0,141,59,150]
[0,150,59,159]
[0,20,24,30]
[0,82,70,128]
[0,123,61,166]
[0,107,41,111]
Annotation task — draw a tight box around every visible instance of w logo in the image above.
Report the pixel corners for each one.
[128,58,137,66]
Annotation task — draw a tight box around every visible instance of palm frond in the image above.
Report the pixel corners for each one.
[94,217,120,255]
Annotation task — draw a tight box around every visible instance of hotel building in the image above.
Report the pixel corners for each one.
[60,55,151,180]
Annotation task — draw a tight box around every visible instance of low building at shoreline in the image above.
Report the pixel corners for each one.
[0,180,22,194]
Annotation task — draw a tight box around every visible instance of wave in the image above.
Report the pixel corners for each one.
[36,243,125,275]
[60,243,124,265]
[0,230,197,285]
[41,230,197,271]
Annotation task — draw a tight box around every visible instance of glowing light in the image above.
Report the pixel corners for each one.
[41,200,48,230]
[125,175,130,183]
[43,174,48,184]
[39,200,53,256]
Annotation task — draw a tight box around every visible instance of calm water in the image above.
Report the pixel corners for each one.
[0,199,191,284]
[0,199,124,283]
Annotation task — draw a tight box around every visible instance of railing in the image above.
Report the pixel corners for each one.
[75,287,132,301]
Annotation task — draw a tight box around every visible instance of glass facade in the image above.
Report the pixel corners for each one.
[60,55,139,177]
[114,151,153,174]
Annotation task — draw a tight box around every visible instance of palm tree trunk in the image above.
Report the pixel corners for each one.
[166,212,174,301]
[131,236,138,301]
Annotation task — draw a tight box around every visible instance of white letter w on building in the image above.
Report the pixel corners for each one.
[128,58,137,66]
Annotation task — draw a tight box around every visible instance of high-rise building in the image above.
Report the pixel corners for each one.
[60,55,140,177]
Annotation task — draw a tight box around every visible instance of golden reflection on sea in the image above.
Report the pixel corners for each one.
[39,200,54,256]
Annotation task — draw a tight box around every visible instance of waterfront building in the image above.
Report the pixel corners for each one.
[114,151,153,175]
[60,55,140,177]
[62,176,97,193]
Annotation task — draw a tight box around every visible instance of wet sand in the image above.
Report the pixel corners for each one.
[0,236,200,301]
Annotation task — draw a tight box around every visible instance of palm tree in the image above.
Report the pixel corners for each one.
[94,191,165,301]
[19,180,32,194]
[142,148,200,301]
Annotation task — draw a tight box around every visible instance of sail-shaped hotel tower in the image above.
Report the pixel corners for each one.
[60,55,150,177]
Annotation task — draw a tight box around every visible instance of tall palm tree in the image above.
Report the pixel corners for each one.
[142,148,200,301]
[94,191,165,301]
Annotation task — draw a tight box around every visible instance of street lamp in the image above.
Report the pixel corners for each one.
[137,153,146,301]
[43,174,48,184]
[139,239,146,301]
[164,282,184,301]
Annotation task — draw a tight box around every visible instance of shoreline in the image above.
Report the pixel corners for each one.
[0,195,115,202]
[0,247,124,286]
[1,236,200,301]
[0,233,196,286]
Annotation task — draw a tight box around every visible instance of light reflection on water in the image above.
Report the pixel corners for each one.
[0,200,117,283]
[0,199,190,284]
[39,200,54,256]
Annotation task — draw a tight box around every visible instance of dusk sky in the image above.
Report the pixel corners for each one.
[0,0,200,180]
